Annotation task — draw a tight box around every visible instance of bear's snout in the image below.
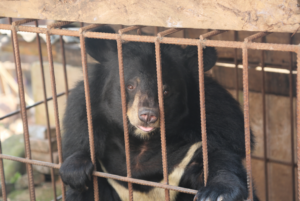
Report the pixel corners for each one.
[138,108,159,124]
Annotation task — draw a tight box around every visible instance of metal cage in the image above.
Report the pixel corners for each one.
[0,18,298,201]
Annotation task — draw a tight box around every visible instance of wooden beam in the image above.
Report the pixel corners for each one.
[1,0,300,33]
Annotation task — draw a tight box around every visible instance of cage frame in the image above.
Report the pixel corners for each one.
[0,18,299,201]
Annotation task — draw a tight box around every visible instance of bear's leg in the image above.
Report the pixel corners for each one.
[193,150,256,201]
[65,176,122,201]
[60,151,94,192]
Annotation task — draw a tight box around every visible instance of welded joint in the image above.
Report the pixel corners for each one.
[11,24,19,32]
[198,39,207,48]
[79,28,87,35]
[243,40,249,49]
[11,19,37,32]
[156,35,163,42]
[118,33,127,44]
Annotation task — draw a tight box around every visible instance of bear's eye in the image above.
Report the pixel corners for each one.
[163,90,169,96]
[127,85,135,90]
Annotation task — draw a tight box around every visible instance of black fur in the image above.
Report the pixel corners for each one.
[60,26,259,201]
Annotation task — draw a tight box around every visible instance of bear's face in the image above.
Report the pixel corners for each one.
[122,45,189,139]
[85,27,217,139]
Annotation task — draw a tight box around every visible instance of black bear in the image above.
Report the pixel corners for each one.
[59,26,259,201]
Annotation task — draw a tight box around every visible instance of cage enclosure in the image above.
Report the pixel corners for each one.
[0,1,300,201]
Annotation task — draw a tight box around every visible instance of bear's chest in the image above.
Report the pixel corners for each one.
[100,141,202,201]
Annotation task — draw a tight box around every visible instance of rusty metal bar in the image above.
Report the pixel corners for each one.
[157,28,182,38]
[0,154,60,169]
[200,30,227,40]
[0,20,300,201]
[297,48,300,201]
[234,31,239,100]
[245,32,270,43]
[79,26,100,201]
[80,24,103,32]
[0,140,7,201]
[0,24,299,52]
[94,171,198,195]
[0,16,7,195]
[0,92,66,120]
[13,25,46,34]
[119,25,144,34]
[11,19,36,201]
[197,41,209,186]
[242,41,254,201]
[13,18,36,26]
[8,18,17,95]
[289,34,296,201]
[49,29,79,37]
[261,36,269,201]
[35,20,57,201]
[242,31,270,201]
[0,24,13,30]
[155,37,170,201]
[59,36,69,99]
[116,35,134,201]
[0,150,200,195]
[45,23,66,201]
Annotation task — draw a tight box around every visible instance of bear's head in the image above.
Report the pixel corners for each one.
[85,26,217,139]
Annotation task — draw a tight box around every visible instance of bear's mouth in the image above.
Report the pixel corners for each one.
[137,126,155,132]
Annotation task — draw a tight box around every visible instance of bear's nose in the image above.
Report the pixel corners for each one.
[138,108,158,124]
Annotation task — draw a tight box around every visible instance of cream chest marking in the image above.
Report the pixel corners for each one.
[100,141,202,201]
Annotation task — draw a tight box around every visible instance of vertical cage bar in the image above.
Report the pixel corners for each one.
[242,43,254,201]
[45,31,66,201]
[289,34,296,201]
[234,31,239,100]
[155,39,170,201]
[11,22,36,201]
[79,32,100,201]
[197,42,209,186]
[0,19,10,201]
[59,36,69,98]
[297,48,300,201]
[35,20,57,201]
[116,36,133,201]
[261,36,269,201]
[8,18,17,85]
[0,140,7,201]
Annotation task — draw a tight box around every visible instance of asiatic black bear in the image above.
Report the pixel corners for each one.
[59,26,259,201]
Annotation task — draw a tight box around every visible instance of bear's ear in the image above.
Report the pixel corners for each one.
[184,46,217,72]
[85,26,117,63]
